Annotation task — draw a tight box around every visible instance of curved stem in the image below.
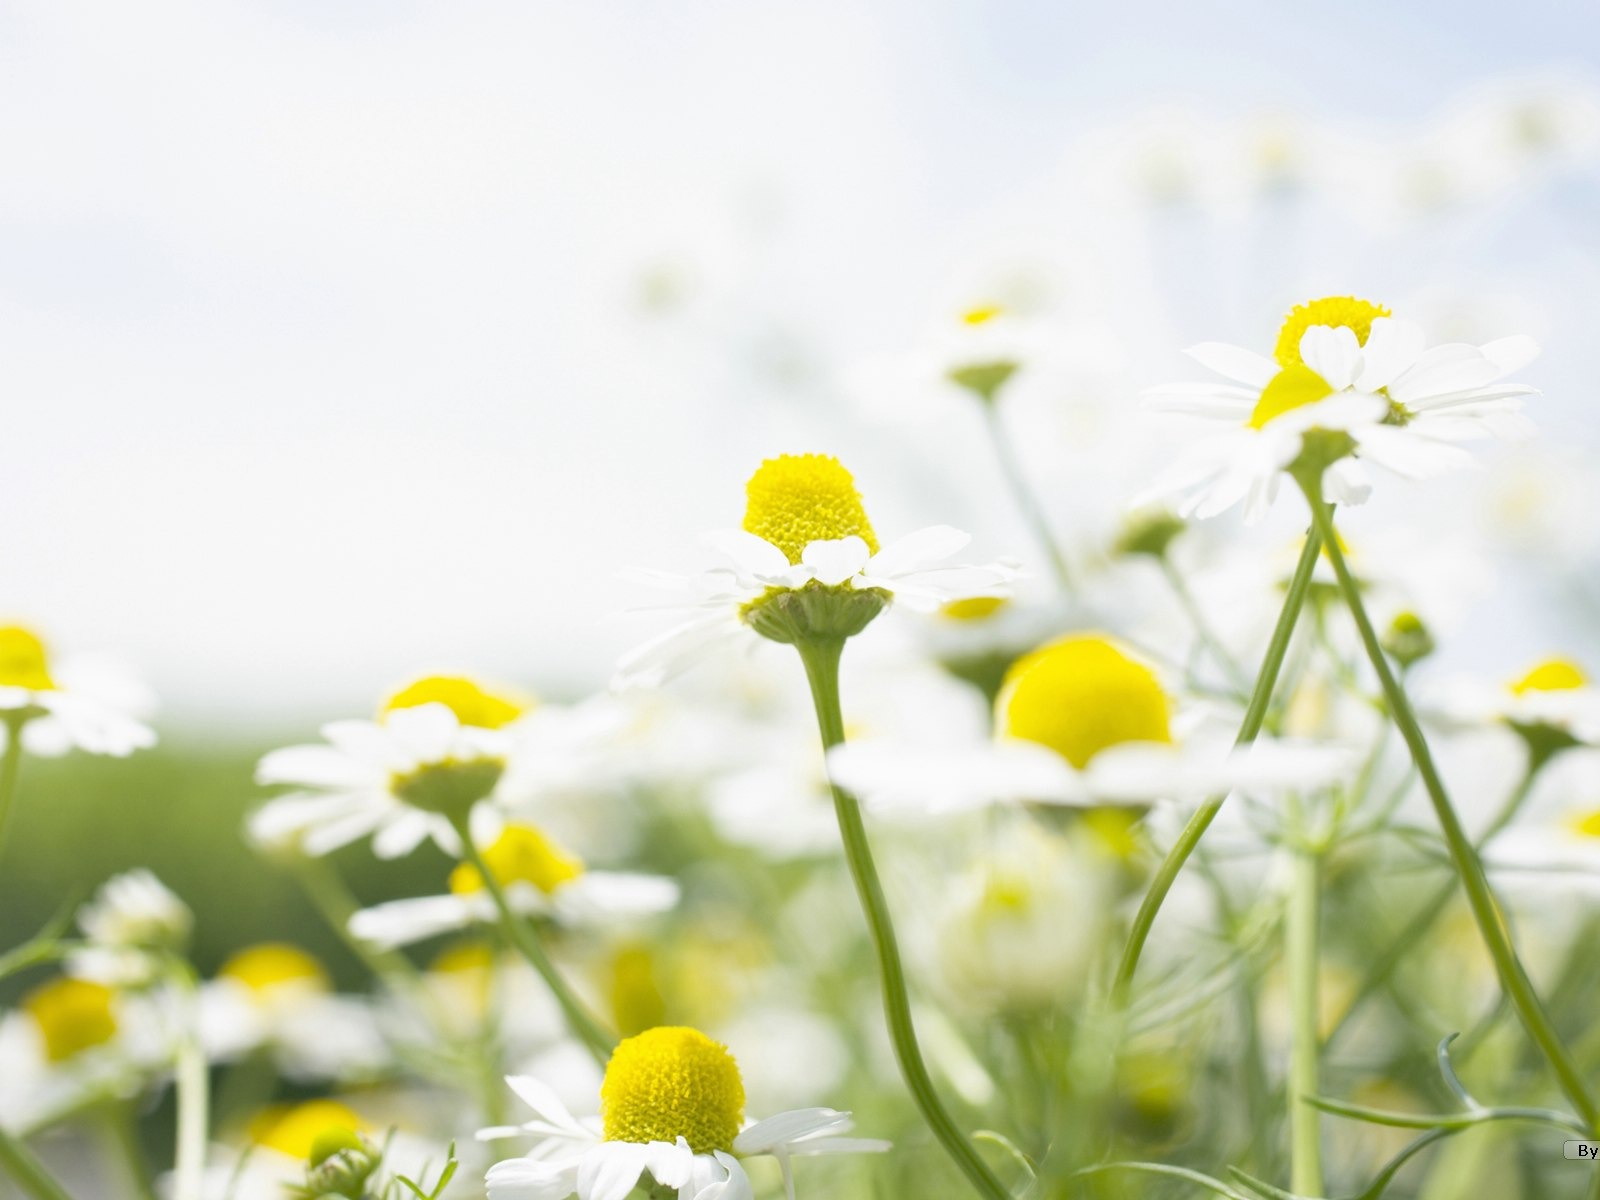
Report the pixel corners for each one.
[291,854,426,990]
[1111,525,1324,1005]
[980,402,1074,596]
[1286,846,1324,1195]
[797,637,1011,1200]
[0,716,29,862]
[1301,478,1600,1133]
[0,1129,72,1200]
[1160,558,1252,699]
[450,817,615,1066]
[1327,758,1549,1049]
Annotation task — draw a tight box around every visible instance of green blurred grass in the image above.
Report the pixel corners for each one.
[0,738,453,1000]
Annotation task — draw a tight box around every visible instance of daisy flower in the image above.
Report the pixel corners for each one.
[197,944,385,1081]
[1427,655,1600,755]
[829,632,1353,813]
[250,675,534,859]
[1143,295,1539,521]
[348,823,679,950]
[482,1025,888,1200]
[849,301,1056,412]
[614,454,1016,688]
[69,870,193,987]
[0,624,155,757]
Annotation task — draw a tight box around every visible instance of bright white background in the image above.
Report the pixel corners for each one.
[3,2,1597,724]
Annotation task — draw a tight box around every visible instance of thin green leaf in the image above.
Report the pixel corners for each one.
[1073,1161,1255,1199]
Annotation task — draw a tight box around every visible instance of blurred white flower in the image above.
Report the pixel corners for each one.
[830,633,1353,813]
[349,824,678,950]
[1425,656,1600,748]
[482,1027,886,1200]
[0,625,155,757]
[70,870,192,987]
[196,943,385,1081]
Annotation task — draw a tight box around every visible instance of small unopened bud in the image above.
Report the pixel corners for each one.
[1114,510,1187,560]
[301,1129,380,1199]
[1383,611,1435,669]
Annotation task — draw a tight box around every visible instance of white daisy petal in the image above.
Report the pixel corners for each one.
[863,526,970,576]
[1184,342,1279,387]
[734,1109,854,1154]
[1298,325,1360,391]
[800,537,872,587]
[577,1141,651,1200]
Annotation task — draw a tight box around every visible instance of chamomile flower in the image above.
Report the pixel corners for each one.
[348,823,678,950]
[482,1026,887,1200]
[197,944,385,1081]
[250,675,531,859]
[829,633,1352,813]
[614,454,1016,688]
[850,302,1056,413]
[1427,656,1600,753]
[69,870,192,987]
[0,624,155,757]
[1143,295,1539,521]
[0,975,167,1131]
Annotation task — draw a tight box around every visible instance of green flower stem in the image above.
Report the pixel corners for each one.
[449,816,615,1066]
[0,714,29,862]
[291,854,426,991]
[0,1129,72,1200]
[1326,758,1549,1049]
[797,636,1012,1200]
[1159,557,1252,699]
[101,1101,158,1200]
[172,980,210,1200]
[980,402,1074,595]
[1286,846,1324,1195]
[1301,479,1600,1133]
[1111,525,1325,1005]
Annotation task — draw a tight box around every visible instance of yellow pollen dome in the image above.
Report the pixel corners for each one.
[961,303,1005,326]
[220,943,331,995]
[997,634,1172,770]
[23,978,117,1063]
[940,596,1010,622]
[600,1026,746,1154]
[1249,363,1335,430]
[1510,658,1587,695]
[380,675,530,730]
[250,1100,367,1160]
[448,824,585,896]
[1273,295,1391,368]
[742,454,879,566]
[0,625,55,692]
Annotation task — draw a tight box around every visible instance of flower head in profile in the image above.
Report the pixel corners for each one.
[348,823,679,949]
[482,1025,887,1200]
[249,675,533,860]
[1143,295,1539,521]
[615,454,1016,688]
[1428,656,1600,760]
[198,943,386,1082]
[0,624,155,757]
[70,870,192,987]
[830,632,1352,813]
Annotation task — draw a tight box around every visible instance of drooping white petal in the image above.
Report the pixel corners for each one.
[1353,318,1426,391]
[504,1075,596,1139]
[349,894,477,949]
[485,1156,581,1200]
[554,873,680,923]
[254,744,375,788]
[613,614,742,692]
[1351,425,1477,480]
[734,1109,854,1154]
[701,530,792,579]
[1386,344,1501,405]
[863,526,970,577]
[577,1141,651,1200]
[1184,342,1279,387]
[1478,334,1540,376]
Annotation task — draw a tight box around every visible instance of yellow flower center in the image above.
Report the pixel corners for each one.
[380,675,530,730]
[996,634,1172,769]
[448,824,584,896]
[1570,809,1600,840]
[980,873,1034,914]
[250,1100,367,1160]
[1248,363,1335,430]
[600,1026,746,1154]
[0,625,55,692]
[23,978,117,1063]
[742,454,879,566]
[940,596,1010,622]
[1510,658,1587,695]
[220,943,331,995]
[1273,295,1391,367]
[961,304,1005,326]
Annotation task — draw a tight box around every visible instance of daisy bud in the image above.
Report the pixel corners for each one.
[1113,509,1188,560]
[1383,610,1436,670]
